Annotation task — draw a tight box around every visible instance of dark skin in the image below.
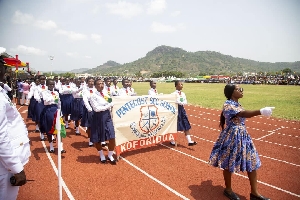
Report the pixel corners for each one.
[150,82,157,89]
[0,64,27,186]
[224,84,263,197]
[122,79,129,88]
[94,80,116,152]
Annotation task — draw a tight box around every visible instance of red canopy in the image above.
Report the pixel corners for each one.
[3,57,21,66]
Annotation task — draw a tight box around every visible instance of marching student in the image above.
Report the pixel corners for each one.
[81,77,95,147]
[54,76,61,91]
[90,79,116,164]
[118,78,136,96]
[59,77,74,129]
[148,80,158,96]
[104,77,113,97]
[79,77,86,89]
[208,84,272,200]
[21,79,30,106]
[34,75,47,140]
[170,80,197,146]
[40,79,66,153]
[0,57,31,200]
[128,79,136,95]
[70,79,84,135]
[27,78,39,120]
[111,78,119,96]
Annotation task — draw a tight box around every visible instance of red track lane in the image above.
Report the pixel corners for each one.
[16,104,300,200]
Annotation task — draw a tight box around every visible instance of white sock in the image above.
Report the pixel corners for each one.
[98,150,105,160]
[49,142,54,151]
[88,138,93,145]
[108,151,114,161]
[186,135,192,143]
[36,125,39,131]
[76,127,79,133]
[61,142,64,150]
[170,140,175,145]
[101,142,106,145]
[40,133,44,140]
[65,123,68,128]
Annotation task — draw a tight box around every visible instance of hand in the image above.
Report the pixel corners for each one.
[12,170,27,186]
[260,107,275,117]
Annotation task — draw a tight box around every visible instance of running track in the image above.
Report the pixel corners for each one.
[16,104,300,200]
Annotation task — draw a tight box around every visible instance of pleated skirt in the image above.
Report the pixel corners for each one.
[90,110,115,143]
[177,105,191,131]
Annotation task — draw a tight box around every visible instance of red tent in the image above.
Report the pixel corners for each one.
[3,57,21,66]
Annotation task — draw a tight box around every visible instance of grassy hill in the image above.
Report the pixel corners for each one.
[83,45,300,76]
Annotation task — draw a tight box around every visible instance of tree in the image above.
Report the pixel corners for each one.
[282,68,292,74]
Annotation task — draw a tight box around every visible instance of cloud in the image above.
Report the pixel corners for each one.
[12,10,34,25]
[151,22,186,33]
[106,1,143,18]
[85,56,92,59]
[34,20,57,30]
[91,34,102,44]
[147,0,166,15]
[12,10,57,30]
[10,45,47,56]
[56,30,88,40]
[170,10,181,17]
[66,52,78,57]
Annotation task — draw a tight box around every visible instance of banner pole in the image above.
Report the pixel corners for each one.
[56,109,62,200]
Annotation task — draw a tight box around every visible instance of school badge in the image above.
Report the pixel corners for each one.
[130,105,166,138]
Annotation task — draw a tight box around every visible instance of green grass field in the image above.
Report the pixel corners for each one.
[131,82,300,121]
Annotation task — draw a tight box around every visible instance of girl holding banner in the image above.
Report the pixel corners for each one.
[90,79,116,165]
[170,80,197,146]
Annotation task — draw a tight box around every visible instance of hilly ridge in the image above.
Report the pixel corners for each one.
[83,45,300,76]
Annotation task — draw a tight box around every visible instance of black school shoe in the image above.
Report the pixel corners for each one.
[188,141,197,146]
[223,189,240,200]
[250,193,270,200]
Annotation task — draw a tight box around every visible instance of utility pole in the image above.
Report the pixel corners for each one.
[49,55,54,77]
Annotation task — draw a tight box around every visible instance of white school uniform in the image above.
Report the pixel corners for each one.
[0,86,31,200]
[118,87,135,96]
[148,88,158,96]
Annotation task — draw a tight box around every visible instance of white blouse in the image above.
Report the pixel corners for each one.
[172,90,188,105]
[89,90,113,112]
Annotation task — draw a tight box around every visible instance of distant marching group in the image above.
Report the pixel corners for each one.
[25,76,197,165]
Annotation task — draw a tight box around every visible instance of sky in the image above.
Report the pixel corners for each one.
[0,0,299,72]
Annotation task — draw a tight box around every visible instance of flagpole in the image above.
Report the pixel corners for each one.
[56,109,62,200]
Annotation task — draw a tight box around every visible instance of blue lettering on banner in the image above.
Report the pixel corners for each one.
[115,96,176,118]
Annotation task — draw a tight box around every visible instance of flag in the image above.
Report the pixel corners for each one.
[49,110,66,138]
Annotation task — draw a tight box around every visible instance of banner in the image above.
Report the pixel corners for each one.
[112,94,178,155]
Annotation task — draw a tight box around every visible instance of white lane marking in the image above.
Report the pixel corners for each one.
[191,135,300,167]
[256,132,275,140]
[160,144,300,198]
[17,106,23,111]
[121,156,190,200]
[41,141,75,200]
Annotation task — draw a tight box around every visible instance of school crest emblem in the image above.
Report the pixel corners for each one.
[130,105,166,138]
[139,105,159,133]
